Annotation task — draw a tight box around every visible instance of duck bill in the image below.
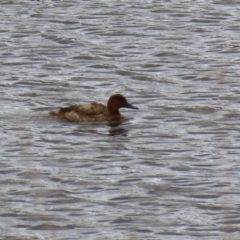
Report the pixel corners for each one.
[123,103,139,110]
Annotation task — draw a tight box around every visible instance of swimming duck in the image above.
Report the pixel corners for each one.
[49,94,138,122]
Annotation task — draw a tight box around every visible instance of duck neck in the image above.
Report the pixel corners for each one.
[107,102,120,115]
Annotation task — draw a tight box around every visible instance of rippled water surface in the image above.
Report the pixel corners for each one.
[1,0,240,239]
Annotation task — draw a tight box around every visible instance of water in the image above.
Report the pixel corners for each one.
[1,0,240,239]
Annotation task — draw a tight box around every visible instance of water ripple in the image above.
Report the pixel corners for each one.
[1,1,240,240]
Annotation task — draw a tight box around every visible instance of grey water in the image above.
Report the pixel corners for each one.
[1,0,240,239]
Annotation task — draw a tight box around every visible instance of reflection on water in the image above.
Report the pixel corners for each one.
[107,120,128,136]
[1,0,240,240]
[109,127,128,136]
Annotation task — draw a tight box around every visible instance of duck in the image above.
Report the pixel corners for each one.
[49,94,138,122]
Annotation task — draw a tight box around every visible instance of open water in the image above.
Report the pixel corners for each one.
[1,0,240,239]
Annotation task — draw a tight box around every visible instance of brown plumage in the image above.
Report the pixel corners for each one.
[49,94,138,122]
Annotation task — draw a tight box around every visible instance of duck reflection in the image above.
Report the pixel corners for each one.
[71,120,128,136]
[107,119,128,136]
[108,127,128,136]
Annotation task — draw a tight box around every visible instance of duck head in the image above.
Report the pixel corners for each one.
[107,94,139,114]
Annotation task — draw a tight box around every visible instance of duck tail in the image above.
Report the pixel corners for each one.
[49,110,58,117]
